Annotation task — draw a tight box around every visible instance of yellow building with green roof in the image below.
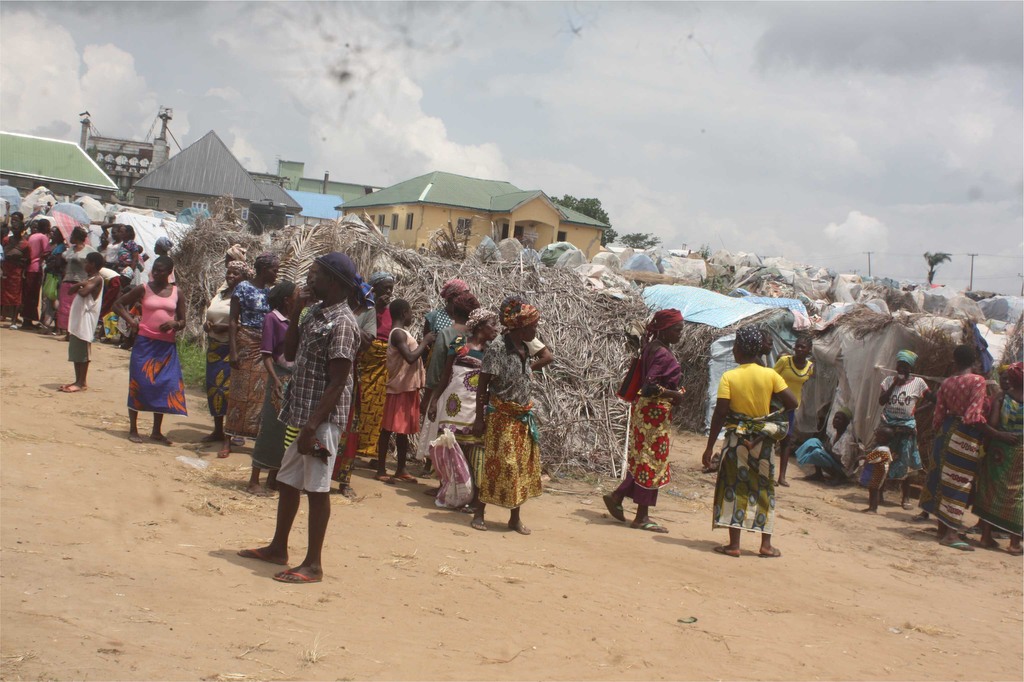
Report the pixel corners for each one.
[340,171,608,258]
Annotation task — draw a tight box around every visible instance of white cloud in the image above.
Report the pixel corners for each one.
[0,11,180,143]
[228,127,267,172]
[205,86,241,102]
[823,211,889,253]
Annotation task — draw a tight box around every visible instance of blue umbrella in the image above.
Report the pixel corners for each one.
[0,186,20,211]
[50,202,91,225]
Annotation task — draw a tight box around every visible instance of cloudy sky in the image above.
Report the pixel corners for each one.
[3,1,1021,293]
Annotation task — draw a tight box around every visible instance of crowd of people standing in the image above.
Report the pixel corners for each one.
[3,211,1020,580]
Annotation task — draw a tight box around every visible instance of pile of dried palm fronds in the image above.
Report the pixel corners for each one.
[1002,314,1023,365]
[670,309,780,433]
[253,215,653,475]
[173,198,268,339]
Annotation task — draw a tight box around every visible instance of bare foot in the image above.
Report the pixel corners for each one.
[713,545,741,557]
[245,483,265,495]
[509,520,532,535]
[777,478,790,487]
[150,433,173,446]
[861,507,878,514]
[128,433,144,443]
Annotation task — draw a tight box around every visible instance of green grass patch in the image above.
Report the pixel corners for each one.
[176,337,207,389]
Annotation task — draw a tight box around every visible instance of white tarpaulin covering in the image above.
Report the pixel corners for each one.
[114,211,190,279]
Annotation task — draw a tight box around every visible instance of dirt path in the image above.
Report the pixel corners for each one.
[1,328,1021,681]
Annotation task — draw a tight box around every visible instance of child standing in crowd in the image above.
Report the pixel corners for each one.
[60,252,105,393]
[858,426,894,513]
[376,299,434,483]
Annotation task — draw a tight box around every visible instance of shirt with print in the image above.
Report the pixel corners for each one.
[880,376,929,421]
[232,279,271,329]
[279,301,360,430]
[481,336,533,405]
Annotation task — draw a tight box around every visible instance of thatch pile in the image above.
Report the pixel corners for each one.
[173,198,268,339]
[179,214,652,475]
[1002,314,1023,365]
[670,309,779,432]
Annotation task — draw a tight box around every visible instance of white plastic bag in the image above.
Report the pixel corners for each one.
[430,430,474,509]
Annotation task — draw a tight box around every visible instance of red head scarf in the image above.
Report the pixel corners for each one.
[646,308,683,335]
[1005,362,1024,390]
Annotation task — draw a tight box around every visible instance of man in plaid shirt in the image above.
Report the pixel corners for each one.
[239,252,360,584]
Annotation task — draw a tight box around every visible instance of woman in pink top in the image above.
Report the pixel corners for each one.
[113,256,187,445]
[376,299,434,483]
[20,218,51,328]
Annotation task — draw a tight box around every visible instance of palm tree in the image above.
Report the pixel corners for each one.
[924,252,952,285]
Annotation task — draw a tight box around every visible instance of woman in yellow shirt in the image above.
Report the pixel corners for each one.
[773,335,814,487]
[702,325,797,558]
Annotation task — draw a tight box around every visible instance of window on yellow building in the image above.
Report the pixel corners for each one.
[145,196,159,208]
[391,214,398,230]
[557,231,567,242]
[456,217,472,235]
[377,214,385,227]
[406,213,414,230]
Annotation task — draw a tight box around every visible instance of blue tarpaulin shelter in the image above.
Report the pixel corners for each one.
[643,284,769,328]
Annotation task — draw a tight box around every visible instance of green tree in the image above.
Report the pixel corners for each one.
[550,194,616,245]
[924,251,952,284]
[619,232,662,250]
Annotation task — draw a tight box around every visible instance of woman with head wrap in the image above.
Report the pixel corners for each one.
[701,324,797,558]
[603,309,686,533]
[919,344,1009,549]
[424,278,470,337]
[428,307,500,508]
[878,349,935,509]
[225,252,280,452]
[201,259,253,455]
[418,289,481,471]
[353,271,396,459]
[773,334,814,487]
[471,296,544,533]
[973,363,1023,555]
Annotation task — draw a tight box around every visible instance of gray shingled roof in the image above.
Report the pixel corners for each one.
[134,131,300,210]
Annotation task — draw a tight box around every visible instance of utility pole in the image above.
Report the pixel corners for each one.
[864,251,873,278]
[967,253,978,291]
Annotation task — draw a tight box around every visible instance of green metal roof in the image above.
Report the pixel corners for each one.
[0,131,117,190]
[342,171,607,229]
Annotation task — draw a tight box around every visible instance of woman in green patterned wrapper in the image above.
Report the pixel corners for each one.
[702,325,797,558]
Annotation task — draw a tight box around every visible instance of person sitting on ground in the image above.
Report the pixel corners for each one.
[238,252,360,584]
[376,299,434,484]
[60,252,105,393]
[773,334,815,487]
[794,407,856,483]
[856,426,894,513]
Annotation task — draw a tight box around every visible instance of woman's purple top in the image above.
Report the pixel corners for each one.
[260,310,291,367]
[642,343,682,390]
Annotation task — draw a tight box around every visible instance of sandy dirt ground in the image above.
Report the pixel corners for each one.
[1,328,1022,681]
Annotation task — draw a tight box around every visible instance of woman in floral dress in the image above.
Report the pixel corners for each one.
[603,309,686,533]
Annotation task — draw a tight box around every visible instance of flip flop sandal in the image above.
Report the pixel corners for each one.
[272,569,322,584]
[237,548,289,565]
[758,547,782,558]
[602,494,626,522]
[392,473,418,483]
[375,475,396,484]
[633,521,668,533]
[941,541,975,552]
[901,502,913,510]
[713,546,740,558]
